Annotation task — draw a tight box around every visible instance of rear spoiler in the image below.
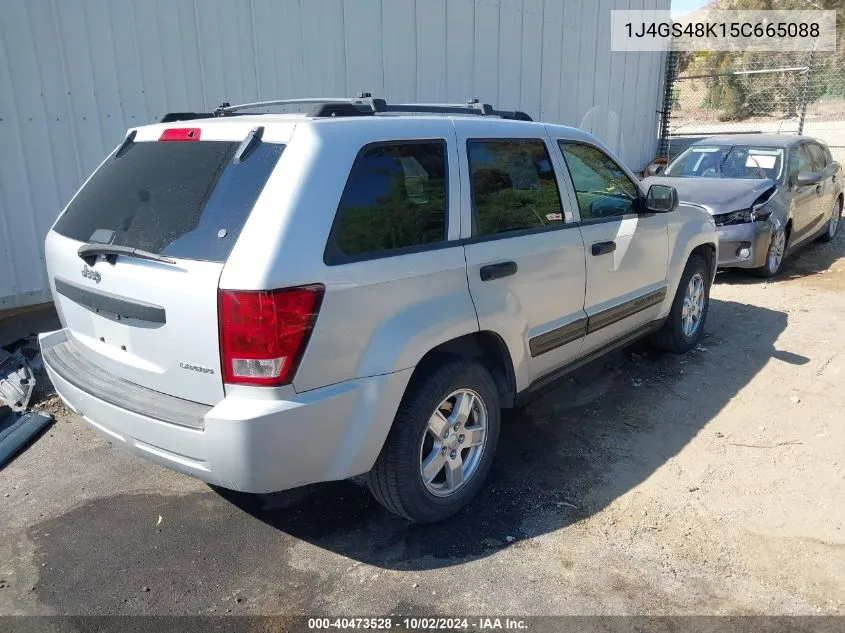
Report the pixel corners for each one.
[160,112,213,123]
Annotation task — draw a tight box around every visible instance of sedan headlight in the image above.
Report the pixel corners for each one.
[714,204,772,226]
[714,208,754,226]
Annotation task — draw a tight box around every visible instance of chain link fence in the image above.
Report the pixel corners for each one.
[658,46,845,166]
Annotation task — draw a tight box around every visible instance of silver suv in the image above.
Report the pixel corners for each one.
[40,97,717,523]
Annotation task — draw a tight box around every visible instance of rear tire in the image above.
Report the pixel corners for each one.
[817,198,842,243]
[368,360,500,524]
[652,254,710,354]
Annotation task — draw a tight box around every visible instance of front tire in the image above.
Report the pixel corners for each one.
[817,198,842,243]
[652,254,710,354]
[368,360,501,523]
[753,226,787,277]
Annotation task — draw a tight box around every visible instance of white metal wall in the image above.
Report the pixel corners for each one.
[0,0,668,310]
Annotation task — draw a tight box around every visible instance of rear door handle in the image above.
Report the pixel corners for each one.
[480,261,517,281]
[591,241,616,256]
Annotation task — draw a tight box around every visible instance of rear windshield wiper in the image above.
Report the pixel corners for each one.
[78,243,177,266]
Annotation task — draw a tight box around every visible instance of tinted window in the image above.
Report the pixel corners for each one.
[559,143,638,220]
[806,143,827,172]
[467,139,564,236]
[328,141,447,259]
[53,140,284,262]
[788,145,812,185]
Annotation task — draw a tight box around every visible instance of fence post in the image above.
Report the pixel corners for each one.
[797,44,816,135]
[658,49,677,159]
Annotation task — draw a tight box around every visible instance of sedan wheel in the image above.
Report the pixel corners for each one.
[767,228,786,275]
[819,199,842,243]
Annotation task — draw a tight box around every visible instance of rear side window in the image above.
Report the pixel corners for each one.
[53,140,284,262]
[325,141,448,263]
[467,139,564,236]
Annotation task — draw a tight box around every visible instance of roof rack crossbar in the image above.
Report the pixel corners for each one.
[380,102,532,120]
[214,96,533,121]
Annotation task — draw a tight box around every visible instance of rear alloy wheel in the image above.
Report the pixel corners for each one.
[368,360,500,523]
[754,227,787,278]
[818,198,842,243]
[419,389,488,497]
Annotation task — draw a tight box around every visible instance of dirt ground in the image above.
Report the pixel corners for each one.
[1,228,844,617]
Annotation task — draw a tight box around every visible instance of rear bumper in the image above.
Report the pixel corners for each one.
[40,329,413,493]
[716,220,772,269]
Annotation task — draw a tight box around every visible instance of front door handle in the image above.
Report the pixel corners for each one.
[591,241,616,256]
[480,261,517,281]
[816,184,823,195]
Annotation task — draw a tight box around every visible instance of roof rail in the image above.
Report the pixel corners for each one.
[213,95,532,121]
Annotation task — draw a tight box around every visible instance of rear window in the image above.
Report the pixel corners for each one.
[53,140,284,262]
[324,140,448,263]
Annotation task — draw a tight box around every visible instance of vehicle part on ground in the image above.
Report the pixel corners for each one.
[0,410,53,468]
[0,349,35,412]
[369,361,500,523]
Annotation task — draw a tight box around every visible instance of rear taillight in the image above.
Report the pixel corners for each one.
[218,286,324,386]
[159,127,201,141]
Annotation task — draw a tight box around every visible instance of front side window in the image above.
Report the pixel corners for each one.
[327,141,448,261]
[558,142,638,220]
[467,139,564,236]
[788,145,812,185]
[806,143,827,172]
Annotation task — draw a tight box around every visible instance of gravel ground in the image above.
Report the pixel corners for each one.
[1,227,844,617]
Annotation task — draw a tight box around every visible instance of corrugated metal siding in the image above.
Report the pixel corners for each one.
[0,0,669,310]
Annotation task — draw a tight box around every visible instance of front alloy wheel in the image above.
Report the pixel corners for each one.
[681,272,706,338]
[767,228,786,274]
[652,253,710,353]
[755,227,787,277]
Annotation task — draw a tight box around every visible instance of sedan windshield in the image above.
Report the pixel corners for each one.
[664,145,784,180]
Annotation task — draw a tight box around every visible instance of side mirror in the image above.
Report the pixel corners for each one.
[645,184,678,213]
[795,171,822,187]
[644,163,664,177]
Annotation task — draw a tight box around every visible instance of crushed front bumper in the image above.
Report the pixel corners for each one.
[716,220,773,269]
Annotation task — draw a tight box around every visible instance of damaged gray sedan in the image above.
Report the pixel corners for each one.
[643,135,843,277]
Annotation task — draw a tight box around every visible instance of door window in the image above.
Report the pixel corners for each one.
[787,145,812,185]
[558,142,639,221]
[806,143,828,172]
[326,140,448,262]
[466,139,564,236]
